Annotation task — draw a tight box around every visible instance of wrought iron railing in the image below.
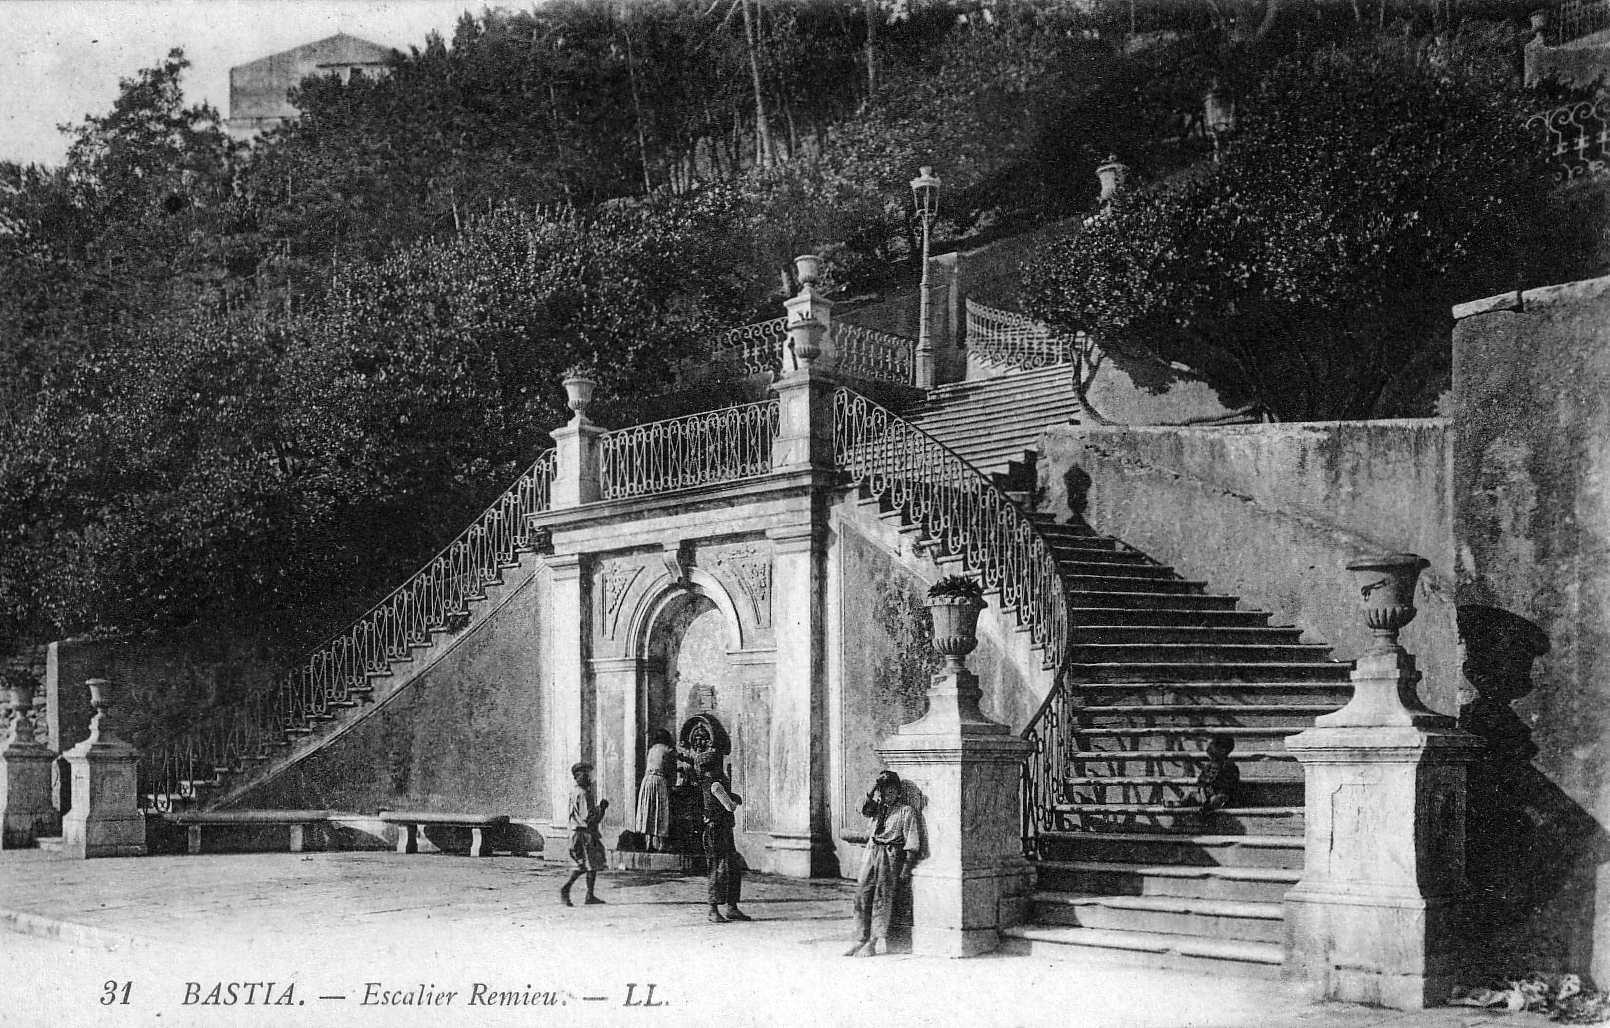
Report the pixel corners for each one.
[1020,669,1077,857]
[710,317,917,386]
[138,451,557,810]
[832,389,1068,667]
[1546,0,1610,45]
[835,322,915,383]
[964,299,1082,370]
[711,317,788,376]
[1528,95,1610,183]
[599,400,780,500]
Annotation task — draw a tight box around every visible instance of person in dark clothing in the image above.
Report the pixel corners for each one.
[1195,735,1241,812]
[697,750,750,924]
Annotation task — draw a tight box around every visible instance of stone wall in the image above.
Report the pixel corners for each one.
[1452,274,1610,983]
[234,567,551,827]
[1037,420,1460,713]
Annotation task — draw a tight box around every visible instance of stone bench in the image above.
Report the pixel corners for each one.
[167,810,335,855]
[378,811,510,857]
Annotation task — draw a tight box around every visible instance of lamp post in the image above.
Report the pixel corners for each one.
[910,165,941,388]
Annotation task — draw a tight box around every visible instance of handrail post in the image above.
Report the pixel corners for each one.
[552,374,604,508]
[772,255,836,472]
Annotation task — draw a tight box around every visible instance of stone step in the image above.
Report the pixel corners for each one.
[1066,750,1300,780]
[1000,924,1284,979]
[1073,725,1305,750]
[1053,804,1305,836]
[1046,545,1153,564]
[1064,575,1205,594]
[1067,642,1336,664]
[1030,891,1286,944]
[1035,859,1301,904]
[1034,831,1305,870]
[1074,625,1306,645]
[1070,661,1349,684]
[1056,560,1179,579]
[1063,591,1242,611]
[1062,777,1303,808]
[1079,681,1351,705]
[1074,704,1331,729]
[1068,607,1274,628]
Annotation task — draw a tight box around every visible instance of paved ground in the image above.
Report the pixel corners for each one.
[0,849,1561,1028]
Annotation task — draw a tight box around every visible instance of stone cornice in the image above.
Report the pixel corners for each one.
[531,467,842,538]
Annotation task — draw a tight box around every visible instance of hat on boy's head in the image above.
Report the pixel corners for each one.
[875,770,901,788]
[571,762,593,776]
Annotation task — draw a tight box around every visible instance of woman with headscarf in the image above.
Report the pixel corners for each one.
[635,728,685,852]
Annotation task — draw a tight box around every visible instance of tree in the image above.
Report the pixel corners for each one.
[1021,32,1559,421]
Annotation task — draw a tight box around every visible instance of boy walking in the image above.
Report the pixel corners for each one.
[561,761,609,906]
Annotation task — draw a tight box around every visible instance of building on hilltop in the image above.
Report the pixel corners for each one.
[226,33,396,140]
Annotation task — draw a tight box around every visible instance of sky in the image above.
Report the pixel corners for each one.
[0,1,485,167]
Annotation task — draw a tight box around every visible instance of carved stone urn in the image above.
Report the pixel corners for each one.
[1346,553,1429,654]
[2,671,37,747]
[926,577,986,672]
[560,373,598,424]
[1096,155,1129,202]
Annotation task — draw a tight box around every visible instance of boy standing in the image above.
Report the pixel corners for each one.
[696,750,750,924]
[847,770,921,957]
[561,761,609,906]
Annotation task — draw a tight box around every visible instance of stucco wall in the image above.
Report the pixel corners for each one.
[235,567,551,821]
[1037,420,1459,714]
[1452,274,1610,982]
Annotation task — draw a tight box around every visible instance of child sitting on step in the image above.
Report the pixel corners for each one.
[1194,735,1240,813]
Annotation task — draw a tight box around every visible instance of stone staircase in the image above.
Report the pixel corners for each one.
[904,365,1086,482]
[894,366,1352,978]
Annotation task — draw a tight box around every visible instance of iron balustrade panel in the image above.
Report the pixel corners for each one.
[1021,668,1076,857]
[597,400,781,500]
[834,322,915,384]
[710,317,787,376]
[709,317,917,386]
[964,298,1084,371]
[1528,96,1610,184]
[138,450,557,811]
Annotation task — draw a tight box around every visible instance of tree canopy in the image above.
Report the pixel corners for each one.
[1021,30,1575,421]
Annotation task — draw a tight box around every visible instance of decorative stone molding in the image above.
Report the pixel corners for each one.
[598,560,645,640]
[713,545,773,629]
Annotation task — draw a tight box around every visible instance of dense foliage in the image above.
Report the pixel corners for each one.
[0,0,1584,658]
[1022,30,1572,421]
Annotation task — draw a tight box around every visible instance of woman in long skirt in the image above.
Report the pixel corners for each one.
[636,728,680,851]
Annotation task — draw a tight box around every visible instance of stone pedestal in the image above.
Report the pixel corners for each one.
[1283,646,1482,1008]
[1,721,58,847]
[551,420,604,508]
[61,680,146,859]
[878,662,1033,957]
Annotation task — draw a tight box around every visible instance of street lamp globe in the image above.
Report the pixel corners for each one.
[910,166,941,222]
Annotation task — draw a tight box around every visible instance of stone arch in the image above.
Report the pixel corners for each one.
[623,568,745,662]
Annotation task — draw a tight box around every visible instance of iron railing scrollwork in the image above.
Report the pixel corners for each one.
[1019,669,1078,858]
[711,317,788,377]
[831,388,1068,666]
[964,299,1084,371]
[138,450,557,810]
[1527,95,1610,184]
[598,400,780,500]
[834,322,915,383]
[710,318,916,386]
